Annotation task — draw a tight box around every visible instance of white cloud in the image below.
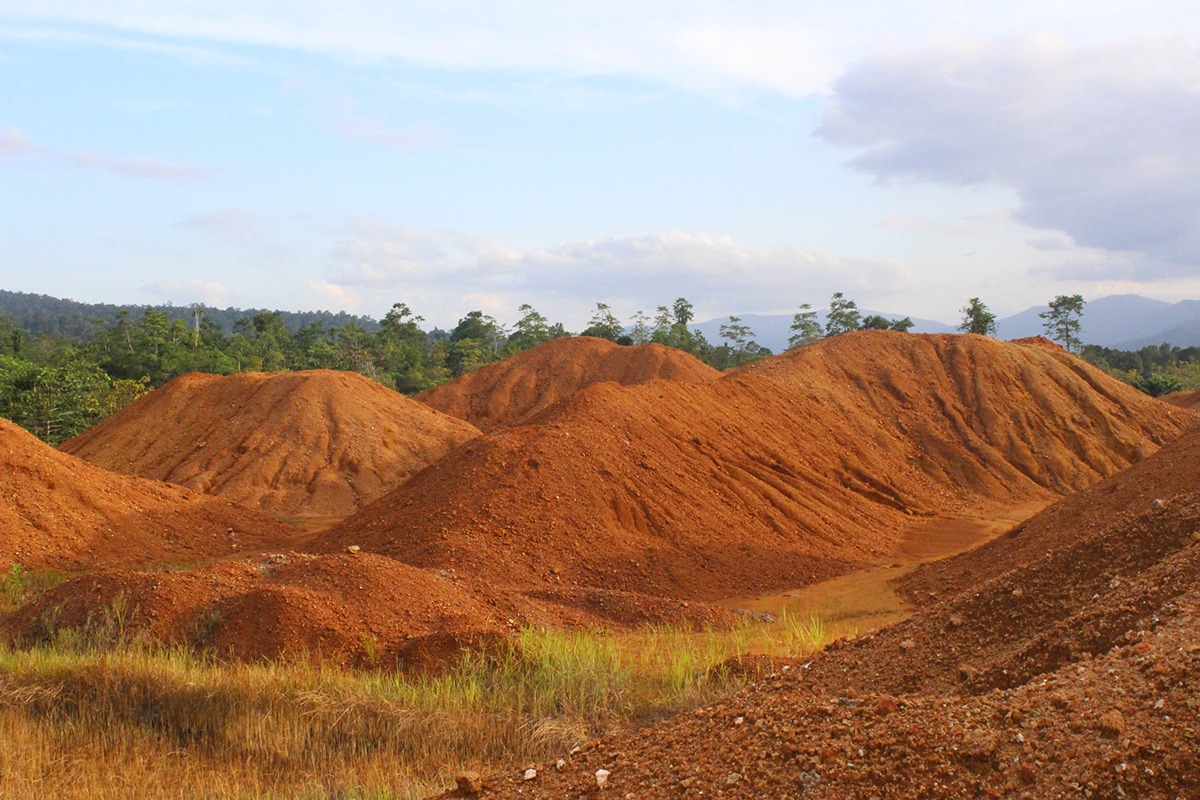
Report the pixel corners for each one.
[0,127,30,156]
[305,280,363,312]
[142,277,232,306]
[6,2,1200,97]
[73,152,216,183]
[818,33,1200,278]
[326,223,912,321]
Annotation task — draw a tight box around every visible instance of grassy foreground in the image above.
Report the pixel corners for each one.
[0,590,828,800]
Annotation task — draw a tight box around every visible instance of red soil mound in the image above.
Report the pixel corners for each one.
[5,553,735,669]
[1161,388,1200,410]
[1007,334,1066,351]
[415,337,720,432]
[0,418,290,571]
[457,423,1200,800]
[316,332,1196,601]
[61,370,480,521]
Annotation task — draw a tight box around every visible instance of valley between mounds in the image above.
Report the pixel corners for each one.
[1,331,1198,798]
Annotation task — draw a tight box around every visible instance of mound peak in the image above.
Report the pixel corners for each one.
[316,332,1195,601]
[61,369,480,521]
[0,418,290,571]
[415,336,721,432]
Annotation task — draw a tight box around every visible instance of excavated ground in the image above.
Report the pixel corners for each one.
[60,369,481,523]
[1162,389,1200,410]
[415,337,721,433]
[453,425,1200,800]
[315,332,1195,602]
[0,418,290,571]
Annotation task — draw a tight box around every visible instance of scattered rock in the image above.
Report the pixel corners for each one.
[595,769,611,789]
[523,768,537,781]
[1100,710,1126,737]
[455,771,483,795]
[899,638,916,651]
[877,696,901,715]
[346,545,361,554]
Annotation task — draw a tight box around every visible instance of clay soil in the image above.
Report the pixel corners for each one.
[456,424,1200,800]
[1162,389,1200,410]
[61,369,481,522]
[0,418,290,571]
[315,332,1195,602]
[7,551,736,668]
[416,336,721,432]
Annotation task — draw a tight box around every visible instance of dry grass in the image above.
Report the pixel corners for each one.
[0,573,829,799]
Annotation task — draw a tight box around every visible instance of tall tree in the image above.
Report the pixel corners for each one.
[508,304,552,351]
[628,311,652,345]
[824,292,861,337]
[788,304,822,349]
[958,297,997,336]
[719,315,753,351]
[1040,294,1086,353]
[581,303,624,341]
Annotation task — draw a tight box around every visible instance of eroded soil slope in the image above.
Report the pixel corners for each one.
[415,337,720,432]
[62,370,481,520]
[461,424,1200,800]
[317,332,1195,601]
[1162,389,1200,410]
[0,419,289,571]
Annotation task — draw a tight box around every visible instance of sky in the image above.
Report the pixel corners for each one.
[3,2,1200,331]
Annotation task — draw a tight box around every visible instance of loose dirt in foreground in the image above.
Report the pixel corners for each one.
[317,332,1195,602]
[61,370,481,522]
[0,419,290,571]
[416,337,721,432]
[454,426,1200,800]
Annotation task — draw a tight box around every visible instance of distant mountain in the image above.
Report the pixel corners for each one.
[995,295,1200,348]
[692,310,956,354]
[0,290,381,338]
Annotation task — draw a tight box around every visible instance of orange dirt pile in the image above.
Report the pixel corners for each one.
[316,332,1196,601]
[454,422,1200,800]
[1161,389,1200,410]
[5,553,735,669]
[415,336,721,432]
[61,370,481,521]
[0,418,290,571]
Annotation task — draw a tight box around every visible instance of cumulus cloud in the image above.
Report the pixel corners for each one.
[326,223,912,318]
[142,277,232,305]
[73,152,216,183]
[0,127,30,156]
[818,33,1200,277]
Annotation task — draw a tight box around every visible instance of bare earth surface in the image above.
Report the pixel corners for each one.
[1162,389,1200,410]
[61,369,481,522]
[0,418,290,571]
[415,337,721,433]
[315,332,1194,602]
[451,425,1200,800]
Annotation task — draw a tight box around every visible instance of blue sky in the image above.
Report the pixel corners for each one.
[3,2,1200,331]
